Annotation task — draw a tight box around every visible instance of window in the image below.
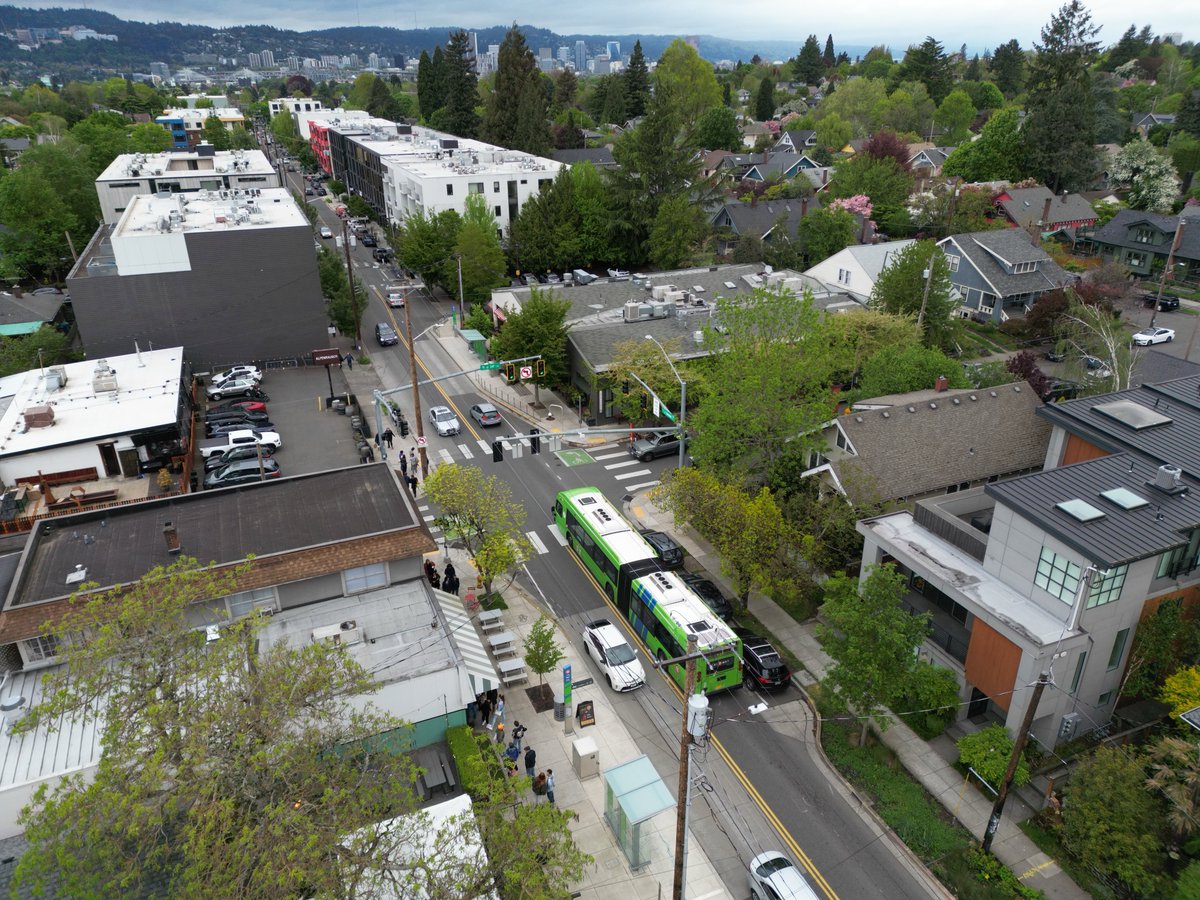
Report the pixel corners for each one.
[344,562,387,594]
[445,184,454,196]
[1127,251,1147,268]
[468,182,484,194]
[227,587,278,619]
[1107,628,1130,670]
[1070,650,1087,694]
[1012,260,1039,274]
[493,181,500,192]
[1132,227,1155,244]
[1035,547,1081,603]
[1157,536,1200,578]
[494,205,502,217]
[22,634,60,663]
[1087,565,1127,608]
[946,254,960,272]
[1098,690,1114,705]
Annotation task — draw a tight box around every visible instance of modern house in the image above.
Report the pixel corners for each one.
[804,239,915,304]
[936,229,1074,323]
[994,185,1097,232]
[155,107,246,149]
[810,382,1050,505]
[95,147,279,225]
[1087,207,1200,280]
[67,188,329,369]
[0,465,495,839]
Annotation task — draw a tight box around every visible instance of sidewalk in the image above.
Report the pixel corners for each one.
[442,549,732,900]
[626,493,1090,900]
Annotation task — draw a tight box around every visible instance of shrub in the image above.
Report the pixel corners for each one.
[957,724,1029,789]
[967,847,1044,898]
[446,724,505,800]
[893,661,961,739]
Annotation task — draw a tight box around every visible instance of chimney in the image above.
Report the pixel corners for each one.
[762,149,769,163]
[163,521,181,554]
[800,197,808,218]
[934,375,949,392]
[1040,196,1052,229]
[821,169,828,185]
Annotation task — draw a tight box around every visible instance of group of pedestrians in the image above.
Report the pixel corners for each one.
[473,694,554,805]
[397,447,420,496]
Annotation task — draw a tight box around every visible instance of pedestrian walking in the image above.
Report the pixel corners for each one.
[443,573,459,596]
[398,452,408,475]
[532,771,548,795]
[495,694,505,728]
[383,428,395,449]
[511,721,527,752]
[344,353,354,370]
[494,721,505,744]
[546,769,555,805]
[524,746,536,779]
[445,562,456,582]
[479,698,492,731]
[408,448,417,471]
[407,473,418,497]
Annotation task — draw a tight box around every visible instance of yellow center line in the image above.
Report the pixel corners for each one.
[562,546,839,900]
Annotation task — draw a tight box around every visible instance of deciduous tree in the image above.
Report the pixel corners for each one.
[454,194,507,303]
[654,39,722,123]
[799,206,857,264]
[695,105,741,151]
[934,89,976,143]
[1109,139,1180,211]
[830,154,913,234]
[488,287,571,388]
[942,107,1028,182]
[820,565,930,743]
[869,239,956,347]
[523,615,566,684]
[857,344,969,396]
[396,208,461,295]
[1056,294,1139,391]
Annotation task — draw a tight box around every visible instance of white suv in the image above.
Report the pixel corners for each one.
[583,619,645,692]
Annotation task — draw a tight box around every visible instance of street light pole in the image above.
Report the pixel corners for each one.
[644,335,687,470]
[373,316,446,465]
[341,217,362,350]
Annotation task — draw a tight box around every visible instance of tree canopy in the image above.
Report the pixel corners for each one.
[483,24,550,155]
[488,287,572,389]
[869,239,956,347]
[654,39,722,123]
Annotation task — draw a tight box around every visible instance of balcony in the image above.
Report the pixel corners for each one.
[912,488,995,562]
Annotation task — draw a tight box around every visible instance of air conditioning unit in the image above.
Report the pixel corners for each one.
[311,620,364,646]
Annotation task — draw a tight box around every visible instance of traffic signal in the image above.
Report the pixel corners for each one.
[503,362,518,383]
[492,440,504,462]
[535,358,546,379]
[398,419,409,437]
[621,380,630,394]
[530,428,541,454]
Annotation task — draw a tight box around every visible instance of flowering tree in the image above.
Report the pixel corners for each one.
[1109,140,1180,211]
[828,194,876,232]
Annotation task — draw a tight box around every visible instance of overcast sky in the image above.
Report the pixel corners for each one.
[32,1,1198,52]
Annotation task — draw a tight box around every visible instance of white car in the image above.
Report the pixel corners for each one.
[1132,326,1175,346]
[583,619,645,692]
[212,365,262,385]
[749,852,819,900]
[386,287,406,308]
[428,406,460,437]
[319,226,333,239]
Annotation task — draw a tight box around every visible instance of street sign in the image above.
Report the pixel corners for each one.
[416,435,427,447]
[520,366,533,380]
[311,347,342,365]
[661,407,677,424]
[572,677,594,689]
[652,397,661,418]
[480,362,502,371]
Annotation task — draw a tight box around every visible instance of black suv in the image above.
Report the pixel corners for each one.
[680,571,733,621]
[375,322,399,346]
[642,530,684,569]
[734,628,791,691]
[1143,292,1180,311]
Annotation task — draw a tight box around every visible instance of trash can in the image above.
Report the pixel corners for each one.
[572,736,599,780]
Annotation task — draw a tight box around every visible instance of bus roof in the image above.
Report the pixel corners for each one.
[560,487,656,565]
[632,570,738,650]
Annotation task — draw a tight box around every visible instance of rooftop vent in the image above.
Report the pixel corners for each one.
[65,564,88,585]
[22,404,55,429]
[1149,464,1187,495]
[92,360,118,394]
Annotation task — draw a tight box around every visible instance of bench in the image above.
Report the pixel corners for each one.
[440,753,457,791]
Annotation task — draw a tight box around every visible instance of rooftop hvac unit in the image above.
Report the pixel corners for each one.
[623,301,650,322]
[43,367,68,391]
[92,360,118,394]
[311,621,364,646]
[1154,464,1184,492]
[22,404,55,429]
[648,301,674,319]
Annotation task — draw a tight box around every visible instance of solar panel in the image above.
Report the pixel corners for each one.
[1093,400,1172,431]
[1100,487,1149,510]
[1056,499,1106,522]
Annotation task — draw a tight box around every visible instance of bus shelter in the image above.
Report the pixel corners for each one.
[602,755,674,870]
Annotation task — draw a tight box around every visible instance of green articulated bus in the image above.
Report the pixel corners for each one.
[554,487,742,693]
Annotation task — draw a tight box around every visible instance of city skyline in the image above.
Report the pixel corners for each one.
[13,0,1198,55]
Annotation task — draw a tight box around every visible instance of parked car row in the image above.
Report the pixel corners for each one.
[197,366,284,489]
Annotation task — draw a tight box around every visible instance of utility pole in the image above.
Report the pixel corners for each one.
[1149,218,1186,330]
[671,637,699,900]
[341,217,362,350]
[982,671,1050,853]
[402,293,429,478]
[916,248,938,327]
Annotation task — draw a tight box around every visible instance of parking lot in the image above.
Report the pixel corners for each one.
[196,366,370,486]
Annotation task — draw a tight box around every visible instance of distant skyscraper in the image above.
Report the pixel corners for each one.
[558,46,570,64]
[606,41,621,61]
[368,52,380,69]
[574,40,586,72]
[248,52,262,69]
[260,49,275,67]
[286,55,299,70]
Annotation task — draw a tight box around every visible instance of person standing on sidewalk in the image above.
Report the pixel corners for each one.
[408,448,417,471]
[546,769,555,806]
[493,693,505,730]
[383,428,395,449]
[510,721,526,752]
[398,452,408,476]
[524,746,536,779]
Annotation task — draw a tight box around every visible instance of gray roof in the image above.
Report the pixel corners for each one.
[1133,348,1200,386]
[1037,374,1200,482]
[986,452,1200,567]
[0,292,63,325]
[832,383,1050,503]
[997,186,1097,229]
[7,465,426,608]
[942,230,1074,298]
[711,198,820,241]
[1090,208,1200,262]
[550,147,616,168]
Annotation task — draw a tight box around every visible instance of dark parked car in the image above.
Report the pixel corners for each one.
[641,530,684,570]
[734,628,791,691]
[207,418,275,437]
[205,407,270,426]
[203,457,282,489]
[205,443,276,472]
[1143,292,1180,311]
[209,399,267,414]
[375,322,399,346]
[360,233,377,247]
[629,431,688,462]
[680,571,734,621]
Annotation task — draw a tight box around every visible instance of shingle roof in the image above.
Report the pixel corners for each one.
[942,230,1074,298]
[987,452,1200,567]
[832,383,1050,503]
[1089,208,1200,261]
[712,198,820,241]
[997,186,1097,229]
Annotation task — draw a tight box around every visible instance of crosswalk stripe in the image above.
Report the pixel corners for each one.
[438,448,455,465]
[593,450,628,460]
[477,439,491,453]
[604,459,641,470]
[458,442,474,459]
[526,530,549,555]
[614,468,652,481]
[422,515,436,523]
[624,480,661,492]
[548,524,568,546]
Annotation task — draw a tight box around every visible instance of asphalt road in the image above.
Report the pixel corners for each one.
[286,163,934,899]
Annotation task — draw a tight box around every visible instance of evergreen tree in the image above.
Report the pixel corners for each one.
[1023,1,1101,192]
[624,40,650,119]
[553,68,577,113]
[990,38,1026,97]
[823,35,836,69]
[1178,90,1200,138]
[366,77,401,120]
[441,29,480,138]
[428,46,447,116]
[601,75,628,125]
[754,77,776,121]
[898,36,952,102]
[793,35,825,84]
[965,53,982,81]
[416,50,434,119]
[484,24,551,154]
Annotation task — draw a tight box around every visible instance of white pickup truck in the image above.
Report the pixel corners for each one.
[197,429,282,459]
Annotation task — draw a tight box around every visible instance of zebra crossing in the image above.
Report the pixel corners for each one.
[419,505,569,560]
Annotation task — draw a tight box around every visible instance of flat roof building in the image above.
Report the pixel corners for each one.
[155,107,246,149]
